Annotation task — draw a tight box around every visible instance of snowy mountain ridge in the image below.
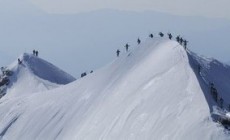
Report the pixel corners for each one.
[0,38,229,139]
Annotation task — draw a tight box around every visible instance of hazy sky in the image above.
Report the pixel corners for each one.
[0,0,229,78]
[30,0,230,19]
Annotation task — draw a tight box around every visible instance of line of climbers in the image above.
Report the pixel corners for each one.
[159,32,188,49]
[20,37,188,79]
[197,64,227,110]
[116,32,189,57]
[176,36,188,50]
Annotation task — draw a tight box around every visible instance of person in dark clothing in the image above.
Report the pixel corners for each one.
[124,43,130,52]
[137,38,141,44]
[116,49,120,57]
[179,38,183,45]
[159,32,164,37]
[33,50,36,55]
[168,33,172,40]
[183,40,188,48]
[81,72,87,78]
[18,58,22,64]
[35,51,38,56]
[149,34,153,38]
[210,83,218,102]
[176,36,180,42]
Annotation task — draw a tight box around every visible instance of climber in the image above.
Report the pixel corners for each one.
[18,58,22,64]
[184,40,188,48]
[116,49,120,57]
[176,36,180,42]
[210,83,218,102]
[35,51,38,56]
[179,37,184,45]
[149,34,153,38]
[168,33,172,40]
[159,32,164,37]
[81,72,87,78]
[137,38,141,44]
[124,43,130,52]
[33,50,36,55]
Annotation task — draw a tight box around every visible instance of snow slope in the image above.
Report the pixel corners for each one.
[0,39,229,140]
[4,53,76,97]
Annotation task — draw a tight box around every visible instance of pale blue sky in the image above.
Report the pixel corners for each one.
[0,0,229,77]
[29,0,230,19]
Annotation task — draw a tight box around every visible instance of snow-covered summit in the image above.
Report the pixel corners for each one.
[1,53,75,97]
[0,39,229,139]
[18,53,75,85]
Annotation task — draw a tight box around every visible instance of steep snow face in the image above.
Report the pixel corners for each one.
[4,53,76,97]
[0,39,229,140]
[188,51,230,110]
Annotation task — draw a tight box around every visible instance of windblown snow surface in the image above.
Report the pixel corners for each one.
[0,38,230,140]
